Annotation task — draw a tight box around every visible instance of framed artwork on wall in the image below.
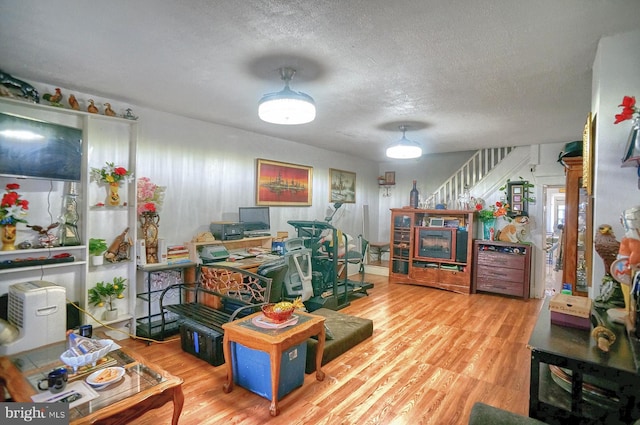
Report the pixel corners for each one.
[256,158,313,206]
[384,171,396,185]
[329,168,356,203]
[507,181,528,217]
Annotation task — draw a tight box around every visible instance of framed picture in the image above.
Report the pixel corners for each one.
[429,217,445,227]
[507,181,528,217]
[583,112,594,195]
[384,171,396,185]
[256,159,312,206]
[329,168,356,203]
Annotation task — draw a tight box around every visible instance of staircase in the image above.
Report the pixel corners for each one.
[426,147,518,207]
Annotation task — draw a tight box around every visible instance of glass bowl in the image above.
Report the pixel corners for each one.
[60,339,113,372]
[261,304,295,323]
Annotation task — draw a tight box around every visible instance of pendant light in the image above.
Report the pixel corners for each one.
[386,125,422,159]
[258,67,316,125]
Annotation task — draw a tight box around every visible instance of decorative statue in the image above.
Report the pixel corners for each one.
[497,215,530,243]
[609,206,640,326]
[0,69,39,103]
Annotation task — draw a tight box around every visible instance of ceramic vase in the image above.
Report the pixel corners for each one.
[140,212,160,263]
[91,255,104,266]
[1,224,17,251]
[104,308,118,321]
[107,183,121,206]
[482,219,496,240]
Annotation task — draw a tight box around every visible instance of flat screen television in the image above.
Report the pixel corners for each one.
[0,112,82,182]
[239,206,270,233]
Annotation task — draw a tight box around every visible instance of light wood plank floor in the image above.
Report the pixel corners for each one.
[117,274,544,425]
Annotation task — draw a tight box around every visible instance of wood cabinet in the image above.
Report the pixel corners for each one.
[389,208,475,294]
[561,156,592,296]
[473,240,531,298]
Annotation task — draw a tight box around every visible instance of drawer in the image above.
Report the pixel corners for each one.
[476,278,524,297]
[476,266,524,282]
[410,266,438,282]
[476,252,524,269]
[440,268,469,286]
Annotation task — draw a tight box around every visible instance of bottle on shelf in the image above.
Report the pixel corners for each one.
[410,180,419,208]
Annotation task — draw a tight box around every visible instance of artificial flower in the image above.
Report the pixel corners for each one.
[137,177,165,215]
[475,200,509,222]
[90,162,133,185]
[614,95,639,124]
[0,183,29,225]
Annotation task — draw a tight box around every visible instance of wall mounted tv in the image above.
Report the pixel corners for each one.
[239,206,270,233]
[0,112,82,182]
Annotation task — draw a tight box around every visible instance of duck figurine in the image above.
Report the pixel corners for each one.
[104,102,116,117]
[87,99,99,114]
[68,94,80,110]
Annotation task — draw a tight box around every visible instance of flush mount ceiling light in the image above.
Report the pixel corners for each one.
[258,67,316,125]
[386,125,423,159]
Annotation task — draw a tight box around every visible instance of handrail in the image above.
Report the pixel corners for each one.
[425,147,515,207]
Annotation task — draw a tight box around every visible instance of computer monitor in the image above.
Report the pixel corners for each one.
[239,206,270,234]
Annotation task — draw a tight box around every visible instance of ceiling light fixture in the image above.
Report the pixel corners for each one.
[386,125,422,159]
[258,67,316,125]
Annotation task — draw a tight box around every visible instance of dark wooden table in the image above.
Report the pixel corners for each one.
[527,298,639,424]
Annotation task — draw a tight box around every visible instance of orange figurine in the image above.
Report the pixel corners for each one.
[104,103,116,116]
[68,94,80,110]
[87,99,99,114]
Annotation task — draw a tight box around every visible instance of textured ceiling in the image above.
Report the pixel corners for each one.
[1,0,639,162]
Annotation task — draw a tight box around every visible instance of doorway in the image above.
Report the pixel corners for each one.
[543,185,565,295]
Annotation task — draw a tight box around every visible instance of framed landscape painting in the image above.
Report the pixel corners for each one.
[329,168,356,203]
[256,159,312,206]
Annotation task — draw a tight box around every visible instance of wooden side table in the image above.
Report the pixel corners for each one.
[222,311,326,416]
[368,242,390,263]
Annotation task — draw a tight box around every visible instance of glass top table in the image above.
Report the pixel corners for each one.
[0,340,184,425]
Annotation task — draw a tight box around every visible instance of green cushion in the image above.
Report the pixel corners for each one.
[468,403,547,425]
[305,308,373,373]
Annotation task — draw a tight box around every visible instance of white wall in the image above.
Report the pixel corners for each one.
[591,29,640,297]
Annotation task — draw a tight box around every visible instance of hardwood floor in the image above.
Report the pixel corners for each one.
[117,275,544,424]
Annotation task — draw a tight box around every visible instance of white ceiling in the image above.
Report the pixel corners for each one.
[1,0,639,162]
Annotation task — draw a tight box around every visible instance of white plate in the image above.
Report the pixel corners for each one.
[86,367,125,387]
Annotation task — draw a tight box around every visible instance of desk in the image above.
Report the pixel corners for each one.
[222,311,326,416]
[527,298,640,424]
[368,241,390,263]
[0,341,184,424]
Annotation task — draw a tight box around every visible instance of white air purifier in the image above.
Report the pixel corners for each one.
[0,281,66,355]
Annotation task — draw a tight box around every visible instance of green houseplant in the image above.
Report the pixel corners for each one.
[89,238,108,266]
[88,277,127,320]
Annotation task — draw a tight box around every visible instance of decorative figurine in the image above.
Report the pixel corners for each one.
[42,88,63,107]
[609,206,640,327]
[27,222,60,248]
[104,102,116,116]
[68,94,80,110]
[87,99,99,114]
[122,108,138,120]
[0,69,39,103]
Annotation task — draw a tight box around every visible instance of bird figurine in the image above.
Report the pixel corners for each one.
[27,222,60,235]
[104,102,116,116]
[42,88,63,106]
[87,99,99,114]
[595,224,621,276]
[68,94,80,110]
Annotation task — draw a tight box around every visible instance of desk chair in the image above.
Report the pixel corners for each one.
[256,258,289,303]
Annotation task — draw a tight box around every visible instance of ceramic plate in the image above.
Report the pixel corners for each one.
[86,367,125,388]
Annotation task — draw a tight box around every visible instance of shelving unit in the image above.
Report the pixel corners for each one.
[561,156,592,296]
[0,97,138,329]
[389,208,475,295]
[135,262,196,340]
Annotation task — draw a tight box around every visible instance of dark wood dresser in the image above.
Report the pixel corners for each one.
[473,240,531,298]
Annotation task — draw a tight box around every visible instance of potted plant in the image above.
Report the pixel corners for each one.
[88,277,127,321]
[89,238,108,266]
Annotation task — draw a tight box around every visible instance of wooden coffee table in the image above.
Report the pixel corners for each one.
[222,310,326,416]
[0,341,184,425]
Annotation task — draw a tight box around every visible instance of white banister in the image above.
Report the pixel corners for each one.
[426,147,514,208]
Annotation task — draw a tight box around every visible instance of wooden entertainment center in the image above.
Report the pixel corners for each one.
[389,208,475,294]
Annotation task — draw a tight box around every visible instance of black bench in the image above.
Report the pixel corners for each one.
[159,264,272,338]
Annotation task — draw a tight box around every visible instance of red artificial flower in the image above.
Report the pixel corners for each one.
[614,96,639,124]
[495,201,503,208]
[19,200,29,210]
[142,202,156,213]
[2,192,18,206]
[114,167,128,176]
[6,183,19,191]
[475,203,482,211]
